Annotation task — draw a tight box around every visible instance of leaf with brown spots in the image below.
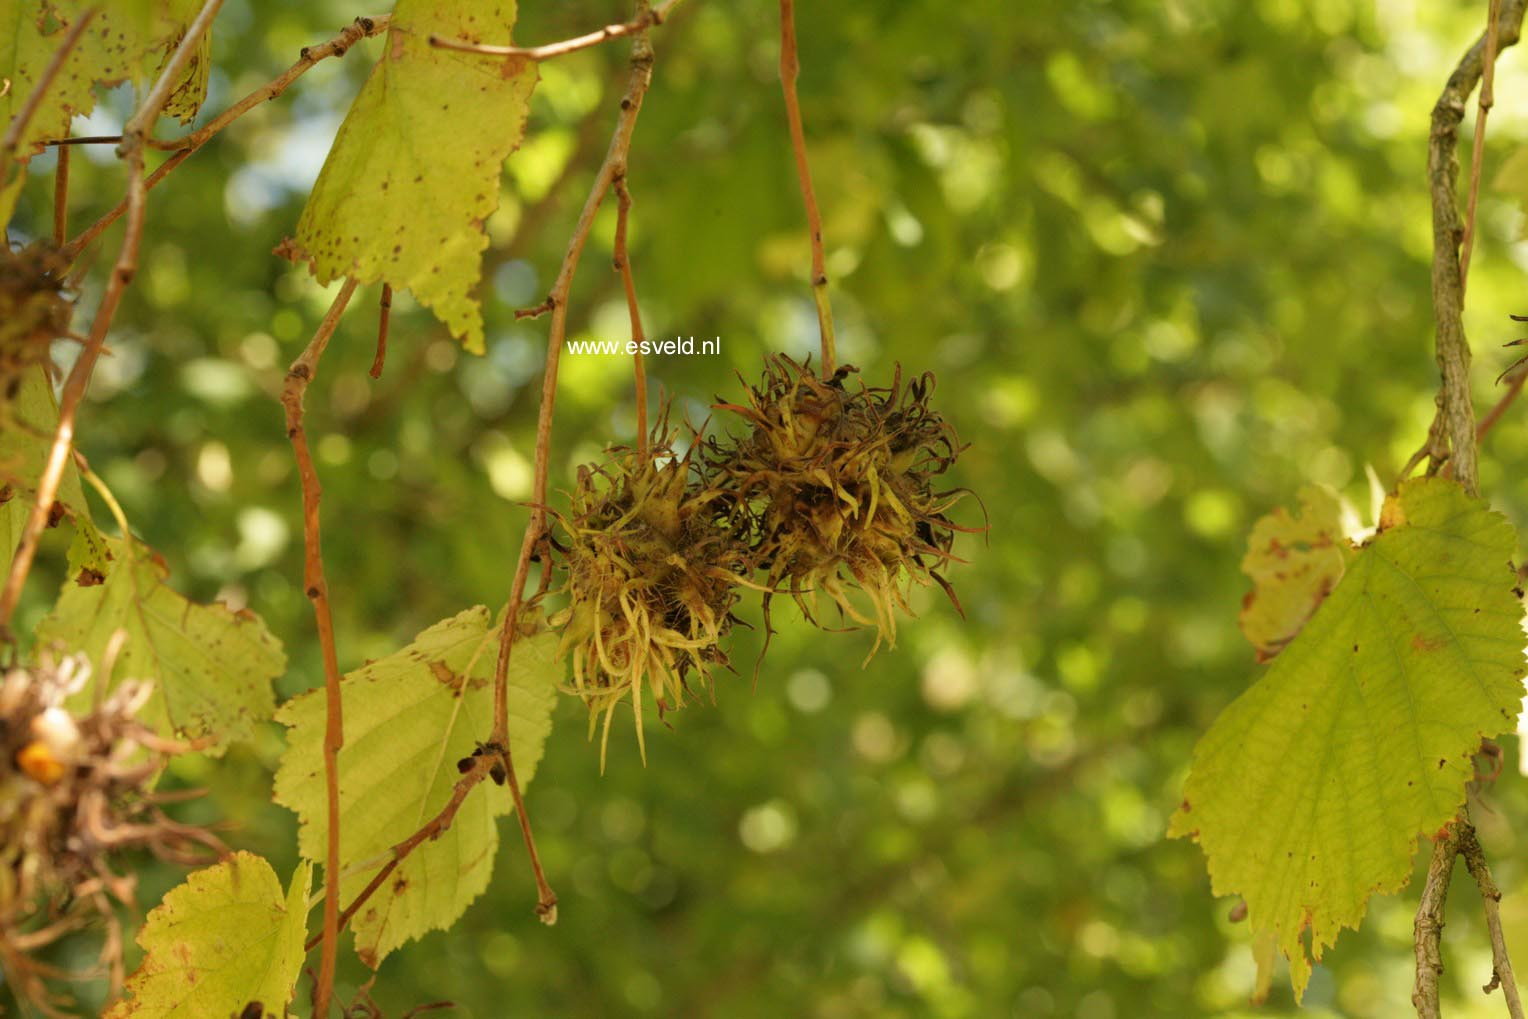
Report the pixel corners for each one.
[0,0,214,224]
[1170,477,1527,1001]
[1238,485,1355,661]
[273,608,559,966]
[106,853,310,1018]
[278,0,538,353]
[34,536,285,752]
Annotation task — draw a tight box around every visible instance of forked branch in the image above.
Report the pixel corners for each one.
[280,278,359,1019]
[65,15,390,259]
[487,0,665,925]
[429,0,686,61]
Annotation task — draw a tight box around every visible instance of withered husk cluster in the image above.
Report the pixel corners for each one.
[0,242,72,400]
[0,655,220,1014]
[552,355,973,762]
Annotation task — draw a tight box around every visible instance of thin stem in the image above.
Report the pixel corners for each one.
[429,0,686,60]
[0,8,98,176]
[76,460,132,549]
[0,0,223,635]
[612,175,649,457]
[280,278,358,1019]
[371,283,392,379]
[66,15,389,258]
[778,0,836,379]
[487,0,660,924]
[52,143,68,246]
[44,135,122,146]
[1460,0,1503,293]
[1459,824,1526,1018]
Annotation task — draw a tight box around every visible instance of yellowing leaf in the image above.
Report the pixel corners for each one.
[1170,478,1526,1000]
[2,365,88,513]
[107,853,310,1019]
[1239,485,1355,661]
[279,0,537,354]
[0,1,212,224]
[1,365,95,577]
[35,537,284,752]
[273,608,559,966]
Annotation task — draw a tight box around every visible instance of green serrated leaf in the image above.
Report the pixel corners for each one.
[274,608,559,966]
[65,512,110,582]
[280,0,538,353]
[35,537,284,752]
[2,364,88,514]
[106,853,311,1019]
[1169,477,1526,1000]
[0,0,212,224]
[1239,485,1355,662]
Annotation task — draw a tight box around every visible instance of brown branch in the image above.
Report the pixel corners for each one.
[44,135,121,146]
[778,0,837,379]
[1460,824,1527,1017]
[0,0,223,634]
[1415,821,1464,1019]
[371,283,392,379]
[1416,0,1528,496]
[52,143,68,246]
[612,174,648,457]
[0,8,98,177]
[65,15,389,258]
[1460,0,1503,291]
[486,0,662,925]
[429,0,686,60]
[280,278,358,1019]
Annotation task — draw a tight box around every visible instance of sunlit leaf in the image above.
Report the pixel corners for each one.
[106,853,310,1019]
[278,0,537,353]
[34,537,284,751]
[0,0,212,224]
[1170,477,1526,1000]
[273,608,559,966]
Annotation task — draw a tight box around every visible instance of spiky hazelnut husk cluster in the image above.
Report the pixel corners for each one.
[550,434,753,766]
[709,355,970,655]
[552,356,973,762]
[0,242,72,399]
[0,655,220,1012]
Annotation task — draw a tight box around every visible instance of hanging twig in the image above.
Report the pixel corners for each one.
[487,0,662,925]
[0,0,224,635]
[280,277,357,1018]
[52,143,68,246]
[1461,0,1504,292]
[371,283,392,379]
[66,15,390,259]
[429,0,686,61]
[778,0,837,379]
[1459,824,1527,1018]
[612,174,649,457]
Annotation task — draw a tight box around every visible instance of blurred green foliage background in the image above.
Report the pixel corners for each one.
[17,0,1528,1015]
